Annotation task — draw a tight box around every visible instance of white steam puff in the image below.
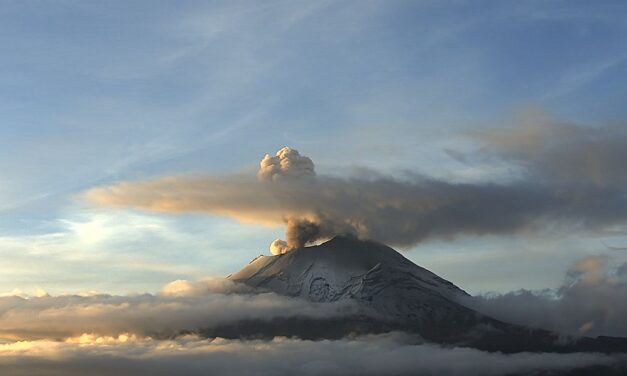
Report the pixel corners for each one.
[258,146,315,181]
[270,239,290,255]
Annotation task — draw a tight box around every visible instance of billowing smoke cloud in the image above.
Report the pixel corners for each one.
[258,147,315,181]
[86,120,627,253]
[462,255,627,338]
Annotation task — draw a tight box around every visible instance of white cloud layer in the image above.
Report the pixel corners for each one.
[0,265,626,375]
[0,333,624,376]
[0,278,357,341]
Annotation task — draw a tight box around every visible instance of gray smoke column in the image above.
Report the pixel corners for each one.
[259,147,320,252]
[257,147,359,251]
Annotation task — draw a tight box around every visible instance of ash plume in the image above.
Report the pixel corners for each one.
[86,120,627,254]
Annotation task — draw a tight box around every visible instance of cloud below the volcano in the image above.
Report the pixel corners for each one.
[0,333,623,376]
[0,266,626,376]
[0,278,357,341]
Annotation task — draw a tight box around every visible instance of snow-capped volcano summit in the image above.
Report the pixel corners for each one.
[229,236,477,327]
[223,236,627,354]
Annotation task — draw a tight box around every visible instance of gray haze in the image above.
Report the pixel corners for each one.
[464,255,627,337]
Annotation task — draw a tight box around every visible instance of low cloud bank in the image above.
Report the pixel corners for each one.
[0,278,357,341]
[463,256,627,337]
[0,333,624,376]
[86,120,627,253]
[0,265,626,375]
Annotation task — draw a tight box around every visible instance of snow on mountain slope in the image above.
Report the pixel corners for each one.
[229,236,476,325]
[223,236,627,354]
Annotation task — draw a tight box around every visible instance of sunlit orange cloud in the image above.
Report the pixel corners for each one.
[85,175,298,226]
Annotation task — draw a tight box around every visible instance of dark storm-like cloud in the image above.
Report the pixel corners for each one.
[461,256,627,338]
[86,120,627,252]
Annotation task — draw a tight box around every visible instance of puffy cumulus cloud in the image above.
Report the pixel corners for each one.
[258,147,315,181]
[87,124,627,253]
[0,333,624,376]
[0,278,357,341]
[462,255,627,337]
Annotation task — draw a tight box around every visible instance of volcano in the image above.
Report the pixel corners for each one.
[229,236,474,325]
[204,236,627,354]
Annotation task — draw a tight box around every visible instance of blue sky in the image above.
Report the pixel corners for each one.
[1,0,627,295]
